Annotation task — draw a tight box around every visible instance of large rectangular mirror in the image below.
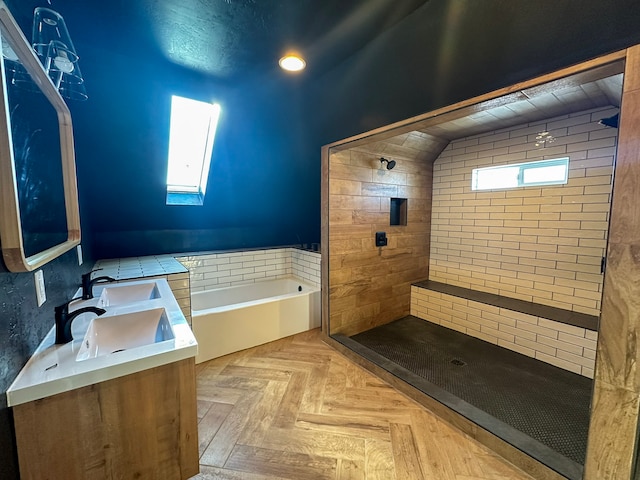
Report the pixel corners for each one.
[0,2,80,272]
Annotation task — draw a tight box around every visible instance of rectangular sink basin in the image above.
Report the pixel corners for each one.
[76,308,174,361]
[97,282,161,307]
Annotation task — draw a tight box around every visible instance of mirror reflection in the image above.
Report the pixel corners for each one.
[0,4,80,272]
[4,60,67,257]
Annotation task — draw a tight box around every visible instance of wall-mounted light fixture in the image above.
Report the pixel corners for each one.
[380,157,396,170]
[31,7,86,101]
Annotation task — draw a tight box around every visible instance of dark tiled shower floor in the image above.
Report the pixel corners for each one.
[340,316,592,480]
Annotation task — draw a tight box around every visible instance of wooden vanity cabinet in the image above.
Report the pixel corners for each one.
[12,358,199,480]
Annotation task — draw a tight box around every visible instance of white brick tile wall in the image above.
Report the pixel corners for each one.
[411,286,597,378]
[291,249,322,287]
[429,106,616,317]
[177,248,321,292]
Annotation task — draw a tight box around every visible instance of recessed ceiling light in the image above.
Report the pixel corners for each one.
[279,54,306,72]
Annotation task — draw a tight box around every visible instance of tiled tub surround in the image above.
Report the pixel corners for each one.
[93,255,192,324]
[411,285,598,377]
[178,248,321,362]
[429,106,616,317]
[177,247,321,292]
[93,255,188,278]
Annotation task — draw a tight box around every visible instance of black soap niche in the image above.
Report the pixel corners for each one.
[390,198,407,226]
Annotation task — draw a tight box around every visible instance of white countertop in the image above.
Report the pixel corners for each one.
[6,278,198,406]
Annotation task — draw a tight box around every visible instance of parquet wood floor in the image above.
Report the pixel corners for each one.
[190,328,535,480]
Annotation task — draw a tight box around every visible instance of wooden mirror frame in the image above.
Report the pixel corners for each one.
[0,2,80,272]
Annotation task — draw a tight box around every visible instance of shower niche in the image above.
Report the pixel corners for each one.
[389,198,407,226]
[321,47,639,480]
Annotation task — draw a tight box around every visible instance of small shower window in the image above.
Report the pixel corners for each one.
[471,157,569,191]
[166,95,222,206]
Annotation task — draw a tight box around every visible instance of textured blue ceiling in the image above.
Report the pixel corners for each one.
[8,0,429,81]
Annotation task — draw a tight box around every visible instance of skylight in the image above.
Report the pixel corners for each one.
[471,158,569,191]
[166,95,221,206]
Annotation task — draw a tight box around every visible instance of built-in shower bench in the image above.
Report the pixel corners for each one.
[411,280,598,377]
[413,280,598,330]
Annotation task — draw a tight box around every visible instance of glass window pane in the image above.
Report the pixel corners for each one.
[166,95,221,199]
[472,158,569,191]
[198,103,221,196]
[522,163,567,184]
[473,165,519,190]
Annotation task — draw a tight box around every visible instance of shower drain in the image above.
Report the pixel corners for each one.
[450,359,466,366]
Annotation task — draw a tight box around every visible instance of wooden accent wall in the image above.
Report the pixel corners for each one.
[327,133,447,336]
[584,45,640,480]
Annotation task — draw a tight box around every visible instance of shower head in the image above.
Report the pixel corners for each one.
[380,157,396,170]
[599,113,619,128]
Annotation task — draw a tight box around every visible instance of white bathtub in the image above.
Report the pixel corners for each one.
[191,277,321,363]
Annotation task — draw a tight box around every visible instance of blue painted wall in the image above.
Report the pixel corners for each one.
[73,47,318,258]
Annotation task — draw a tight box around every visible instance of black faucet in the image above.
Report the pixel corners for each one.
[54,298,106,344]
[81,269,116,300]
